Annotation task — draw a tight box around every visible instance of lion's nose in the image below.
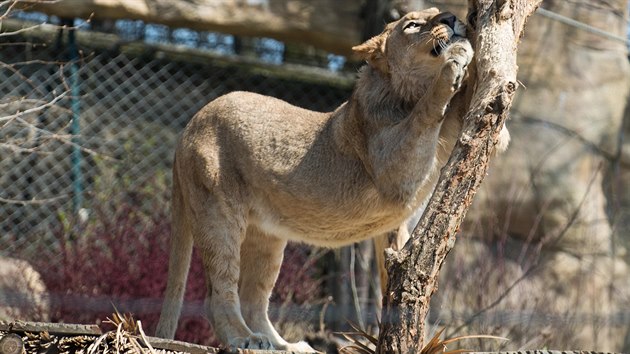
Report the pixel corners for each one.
[435,12,457,29]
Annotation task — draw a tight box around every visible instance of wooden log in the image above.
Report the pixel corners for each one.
[0,18,355,89]
[0,321,316,353]
[0,321,101,335]
[21,0,365,56]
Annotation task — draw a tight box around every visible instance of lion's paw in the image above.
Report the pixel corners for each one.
[227,333,274,351]
[443,40,473,90]
[445,40,473,67]
[283,340,316,352]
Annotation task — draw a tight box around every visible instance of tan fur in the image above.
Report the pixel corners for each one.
[156,8,506,351]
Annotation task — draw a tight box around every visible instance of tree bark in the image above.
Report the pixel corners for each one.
[376,1,541,352]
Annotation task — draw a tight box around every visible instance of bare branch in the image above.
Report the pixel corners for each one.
[0,98,69,112]
[446,163,602,337]
[1,0,60,14]
[521,116,630,167]
[0,22,45,36]
[0,61,49,95]
[0,92,67,123]
[349,245,365,329]
[0,194,70,205]
[0,1,17,18]
[0,142,54,154]
[11,116,118,160]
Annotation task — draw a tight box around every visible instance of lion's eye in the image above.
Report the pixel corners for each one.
[404,22,421,31]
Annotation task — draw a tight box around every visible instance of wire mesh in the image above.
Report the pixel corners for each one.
[0,14,353,256]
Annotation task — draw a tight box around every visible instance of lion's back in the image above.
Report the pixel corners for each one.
[175,91,332,189]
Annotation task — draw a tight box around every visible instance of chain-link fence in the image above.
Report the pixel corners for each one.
[0,12,391,346]
[1,14,383,344]
[1,14,354,256]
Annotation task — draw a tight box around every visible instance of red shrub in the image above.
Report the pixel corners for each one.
[274,246,322,305]
[33,182,322,345]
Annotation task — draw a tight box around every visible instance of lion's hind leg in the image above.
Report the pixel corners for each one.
[238,228,315,352]
[239,228,287,346]
[191,190,274,350]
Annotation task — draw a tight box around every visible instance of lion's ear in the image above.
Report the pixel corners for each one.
[352,33,388,74]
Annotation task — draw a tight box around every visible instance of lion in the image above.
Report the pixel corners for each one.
[156,8,507,351]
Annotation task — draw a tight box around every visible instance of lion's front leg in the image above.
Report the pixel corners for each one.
[367,41,474,202]
[417,40,473,123]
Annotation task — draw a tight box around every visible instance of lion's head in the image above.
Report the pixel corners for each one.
[353,8,469,101]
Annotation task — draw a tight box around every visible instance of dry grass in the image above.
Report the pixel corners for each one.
[338,322,507,354]
[16,312,181,354]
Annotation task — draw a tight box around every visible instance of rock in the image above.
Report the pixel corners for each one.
[0,256,50,322]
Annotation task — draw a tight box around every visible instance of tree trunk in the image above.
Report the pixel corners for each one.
[376,1,541,352]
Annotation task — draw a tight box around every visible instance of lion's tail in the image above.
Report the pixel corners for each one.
[155,154,193,339]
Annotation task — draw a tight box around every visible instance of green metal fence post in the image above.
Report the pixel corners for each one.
[65,19,83,213]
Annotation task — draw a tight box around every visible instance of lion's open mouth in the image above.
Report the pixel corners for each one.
[430,39,450,57]
[430,34,466,57]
